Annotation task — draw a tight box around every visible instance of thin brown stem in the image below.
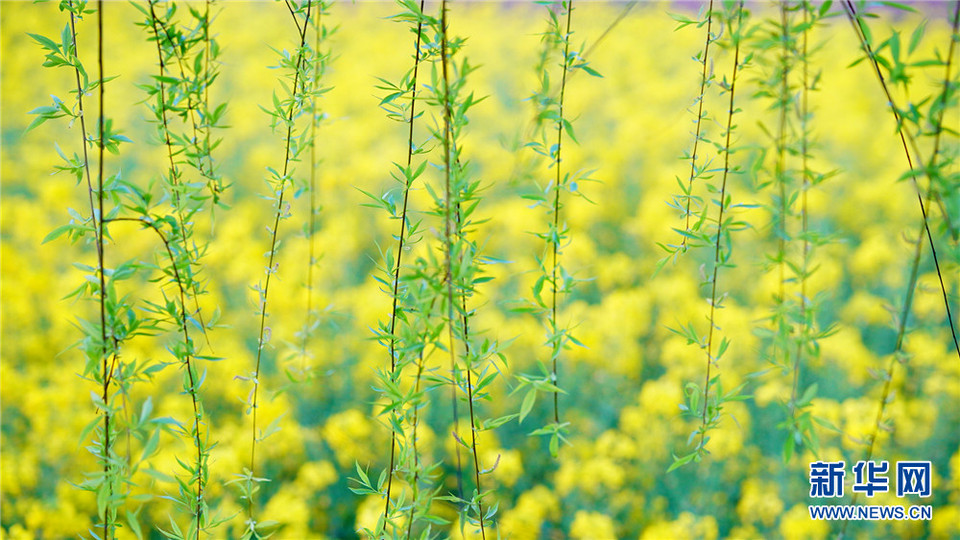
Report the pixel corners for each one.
[438,3,485,531]
[839,3,960,535]
[96,3,113,537]
[842,0,959,359]
[144,0,213,349]
[463,308,486,540]
[406,348,427,539]
[439,0,465,511]
[681,0,715,249]
[924,0,960,357]
[550,0,574,427]
[107,216,204,534]
[68,3,116,534]
[203,0,216,195]
[699,1,743,453]
[250,0,312,520]
[384,0,425,525]
[301,4,323,375]
[147,1,181,204]
[159,8,211,179]
[145,0,213,350]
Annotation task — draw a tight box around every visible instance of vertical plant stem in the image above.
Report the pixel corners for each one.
[67,2,117,533]
[790,0,810,417]
[550,0,574,426]
[152,11,213,184]
[925,0,960,357]
[145,1,202,346]
[145,1,215,349]
[839,3,959,535]
[96,3,115,537]
[68,8,98,260]
[437,4,487,532]
[775,0,790,311]
[842,0,959,360]
[145,5,206,531]
[384,0,425,522]
[580,1,636,61]
[147,1,180,204]
[250,0,312,521]
[202,0,217,196]
[699,0,743,452]
[452,193,485,533]
[927,1,960,244]
[406,348,427,538]
[463,318,486,540]
[109,217,204,535]
[681,0,715,248]
[439,0,465,508]
[301,5,322,375]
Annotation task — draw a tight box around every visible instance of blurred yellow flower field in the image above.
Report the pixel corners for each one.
[1,1,958,539]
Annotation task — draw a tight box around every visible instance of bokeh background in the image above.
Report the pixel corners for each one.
[1,1,958,538]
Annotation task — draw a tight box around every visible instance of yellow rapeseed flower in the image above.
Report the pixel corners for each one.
[499,484,559,539]
[570,510,617,540]
[639,512,718,540]
[736,478,784,528]
[778,503,829,540]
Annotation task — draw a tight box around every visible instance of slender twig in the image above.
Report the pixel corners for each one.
[550,0,574,426]
[580,1,636,62]
[438,0,465,511]
[510,1,637,183]
[250,0,312,520]
[96,3,115,537]
[67,2,117,534]
[463,315,486,540]
[404,293,442,537]
[145,0,214,350]
[284,0,305,38]
[384,0,425,523]
[149,2,219,181]
[147,1,183,208]
[406,347,427,538]
[438,2,486,533]
[301,4,323,375]
[928,1,960,243]
[699,0,743,453]
[142,7,210,533]
[839,3,960,535]
[454,187,484,534]
[841,0,959,360]
[107,217,204,534]
[67,7,98,260]
[775,0,790,310]
[681,0,715,248]
[145,0,214,347]
[203,0,216,194]
[925,1,960,357]
[790,0,811,421]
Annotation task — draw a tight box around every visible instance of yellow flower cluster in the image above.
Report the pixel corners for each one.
[499,485,560,539]
[640,511,718,540]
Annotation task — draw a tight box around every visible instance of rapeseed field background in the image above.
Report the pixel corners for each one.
[1,1,957,538]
